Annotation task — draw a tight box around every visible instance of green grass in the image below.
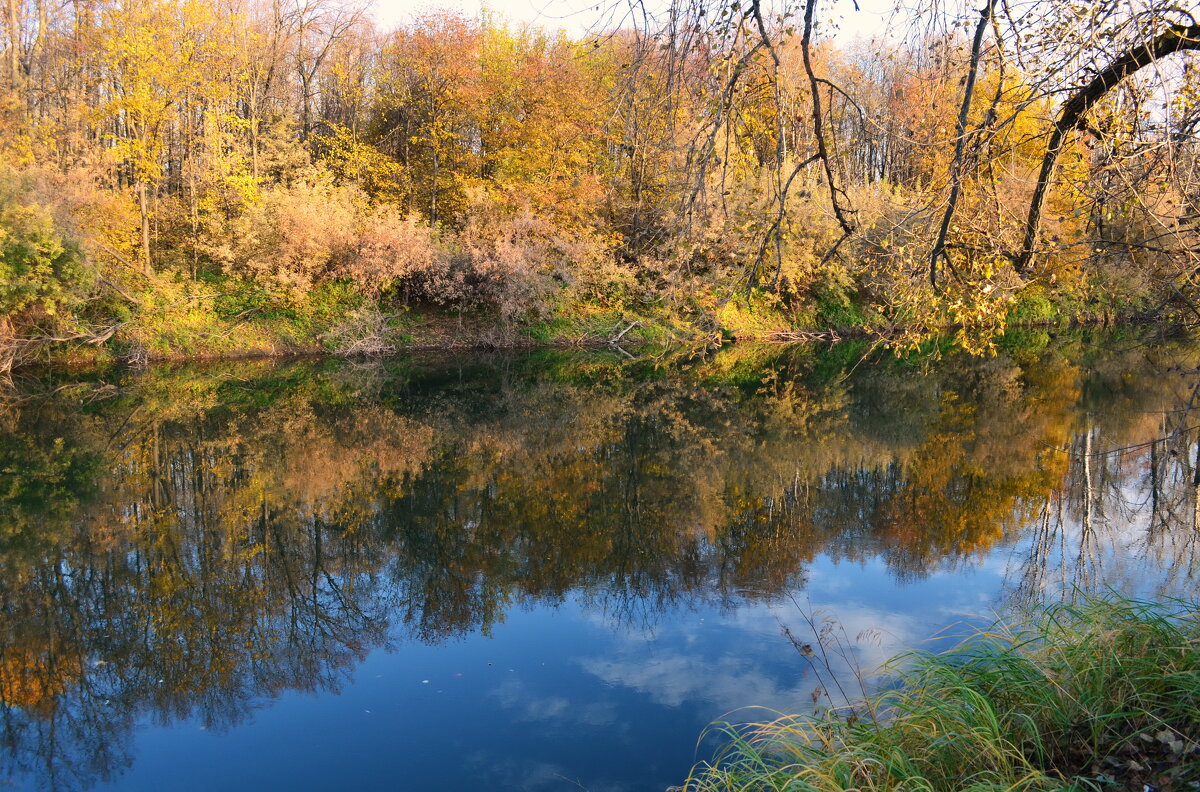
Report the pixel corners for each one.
[108,274,366,360]
[715,292,793,339]
[521,301,683,346]
[684,595,1200,792]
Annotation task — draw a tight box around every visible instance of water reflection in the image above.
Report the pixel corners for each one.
[1,333,1198,789]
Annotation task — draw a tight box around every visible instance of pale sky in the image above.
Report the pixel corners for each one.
[370,0,898,41]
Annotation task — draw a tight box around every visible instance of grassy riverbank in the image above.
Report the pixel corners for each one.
[684,596,1200,792]
[19,274,1180,370]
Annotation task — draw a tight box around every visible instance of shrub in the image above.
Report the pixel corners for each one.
[214,178,467,308]
[0,201,88,318]
[349,205,460,303]
[220,179,359,297]
[457,195,618,322]
[0,168,94,371]
[322,304,399,356]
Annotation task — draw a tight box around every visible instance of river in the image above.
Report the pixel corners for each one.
[0,331,1197,791]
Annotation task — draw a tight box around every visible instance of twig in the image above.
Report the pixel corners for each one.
[610,320,642,344]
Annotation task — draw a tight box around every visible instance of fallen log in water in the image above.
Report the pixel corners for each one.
[766,329,842,343]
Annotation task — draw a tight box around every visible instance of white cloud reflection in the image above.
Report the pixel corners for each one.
[578,597,935,718]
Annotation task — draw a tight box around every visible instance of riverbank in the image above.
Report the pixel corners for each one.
[13,281,1184,371]
[682,596,1200,792]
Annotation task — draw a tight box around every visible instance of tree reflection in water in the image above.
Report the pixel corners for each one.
[0,333,1198,789]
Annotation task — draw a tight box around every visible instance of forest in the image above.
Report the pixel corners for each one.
[1,0,1198,369]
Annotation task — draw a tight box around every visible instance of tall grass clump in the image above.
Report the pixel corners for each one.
[684,595,1200,792]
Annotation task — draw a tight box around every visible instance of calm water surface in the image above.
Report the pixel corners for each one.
[1,334,1198,791]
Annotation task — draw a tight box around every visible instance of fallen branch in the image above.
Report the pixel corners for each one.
[610,320,642,344]
[99,244,143,274]
[767,329,843,342]
[26,321,129,345]
[98,276,142,306]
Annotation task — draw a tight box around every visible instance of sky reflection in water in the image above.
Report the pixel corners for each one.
[1,333,1198,791]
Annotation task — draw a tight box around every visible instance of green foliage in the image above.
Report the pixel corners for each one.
[814,286,870,330]
[0,432,99,553]
[520,304,674,346]
[716,291,792,338]
[0,172,91,319]
[114,274,369,359]
[1008,289,1059,325]
[997,327,1053,355]
[685,595,1200,792]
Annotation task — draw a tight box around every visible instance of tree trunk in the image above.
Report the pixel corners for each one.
[0,315,15,377]
[1017,24,1200,271]
[250,80,260,180]
[300,79,311,138]
[5,0,20,92]
[929,0,996,286]
[431,146,439,225]
[138,180,152,277]
[800,0,854,237]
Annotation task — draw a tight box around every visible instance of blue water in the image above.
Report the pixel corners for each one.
[1,337,1196,791]
[94,559,997,792]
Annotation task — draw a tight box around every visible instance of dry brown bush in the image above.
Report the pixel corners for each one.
[322,304,398,356]
[220,180,358,297]
[456,196,617,322]
[348,205,465,304]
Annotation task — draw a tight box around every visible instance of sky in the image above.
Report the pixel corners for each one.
[370,0,898,42]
